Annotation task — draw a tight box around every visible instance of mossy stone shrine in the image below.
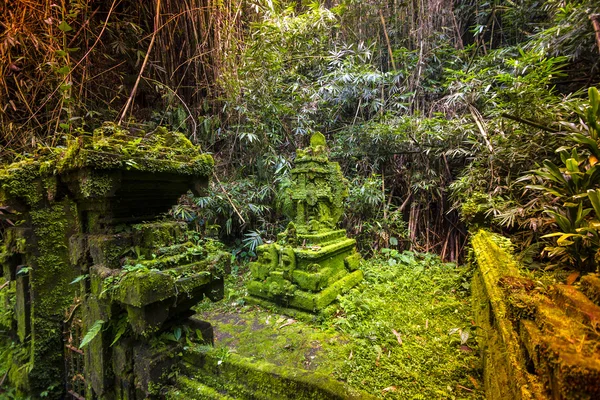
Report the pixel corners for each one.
[0,123,229,399]
[247,132,363,312]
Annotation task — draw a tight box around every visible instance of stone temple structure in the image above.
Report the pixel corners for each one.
[247,132,363,312]
[0,123,228,399]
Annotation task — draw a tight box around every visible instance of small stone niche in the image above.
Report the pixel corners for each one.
[0,122,228,399]
[247,132,363,312]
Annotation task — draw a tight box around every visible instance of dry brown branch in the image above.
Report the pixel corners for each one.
[118,0,162,125]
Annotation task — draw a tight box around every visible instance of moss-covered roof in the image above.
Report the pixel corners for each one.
[0,122,214,206]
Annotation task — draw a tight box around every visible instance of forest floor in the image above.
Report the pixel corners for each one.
[194,250,484,399]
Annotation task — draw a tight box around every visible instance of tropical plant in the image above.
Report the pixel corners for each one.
[523,87,600,270]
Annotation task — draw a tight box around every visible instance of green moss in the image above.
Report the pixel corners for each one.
[0,160,44,206]
[180,347,374,400]
[80,172,115,198]
[310,132,327,149]
[0,278,15,331]
[0,122,214,207]
[0,121,219,399]
[15,200,79,399]
[132,221,187,250]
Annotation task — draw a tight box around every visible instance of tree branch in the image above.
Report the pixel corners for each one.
[500,113,559,133]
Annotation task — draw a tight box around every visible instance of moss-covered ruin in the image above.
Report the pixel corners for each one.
[247,133,363,312]
[471,230,600,400]
[0,123,227,399]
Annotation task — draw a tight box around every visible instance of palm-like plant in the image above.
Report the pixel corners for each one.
[525,87,600,271]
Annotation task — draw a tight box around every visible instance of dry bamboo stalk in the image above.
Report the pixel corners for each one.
[379,10,396,71]
[591,14,600,53]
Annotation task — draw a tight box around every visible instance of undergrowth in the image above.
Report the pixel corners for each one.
[327,251,483,399]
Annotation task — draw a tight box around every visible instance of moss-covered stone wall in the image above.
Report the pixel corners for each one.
[472,230,600,400]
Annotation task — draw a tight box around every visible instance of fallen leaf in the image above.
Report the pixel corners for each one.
[348,350,353,360]
[459,345,473,352]
[278,318,296,329]
[566,271,580,285]
[468,375,480,389]
[382,386,397,393]
[392,329,402,345]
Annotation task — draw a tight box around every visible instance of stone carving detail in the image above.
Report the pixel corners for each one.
[248,133,363,312]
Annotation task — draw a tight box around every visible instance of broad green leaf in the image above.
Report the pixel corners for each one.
[589,87,599,116]
[545,210,572,232]
[57,65,70,75]
[570,134,600,158]
[525,185,563,197]
[80,320,104,348]
[575,207,592,226]
[565,160,582,190]
[588,189,600,217]
[541,161,567,185]
[58,20,73,32]
[541,232,568,238]
[110,318,128,347]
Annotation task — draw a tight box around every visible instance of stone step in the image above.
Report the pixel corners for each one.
[549,284,600,331]
[179,346,377,400]
[122,250,205,271]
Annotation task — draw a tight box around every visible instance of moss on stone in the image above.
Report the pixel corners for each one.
[0,122,214,207]
[194,250,483,399]
[471,229,600,400]
[0,121,220,400]
[26,200,80,398]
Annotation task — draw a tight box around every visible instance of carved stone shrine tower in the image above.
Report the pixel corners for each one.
[247,132,363,312]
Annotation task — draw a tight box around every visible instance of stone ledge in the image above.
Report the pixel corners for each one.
[177,346,377,400]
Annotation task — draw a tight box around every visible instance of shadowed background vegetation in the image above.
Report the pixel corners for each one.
[2,0,600,267]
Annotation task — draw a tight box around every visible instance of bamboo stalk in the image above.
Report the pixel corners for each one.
[590,14,600,53]
[379,10,396,71]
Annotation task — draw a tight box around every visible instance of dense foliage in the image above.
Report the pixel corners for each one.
[2,0,600,267]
